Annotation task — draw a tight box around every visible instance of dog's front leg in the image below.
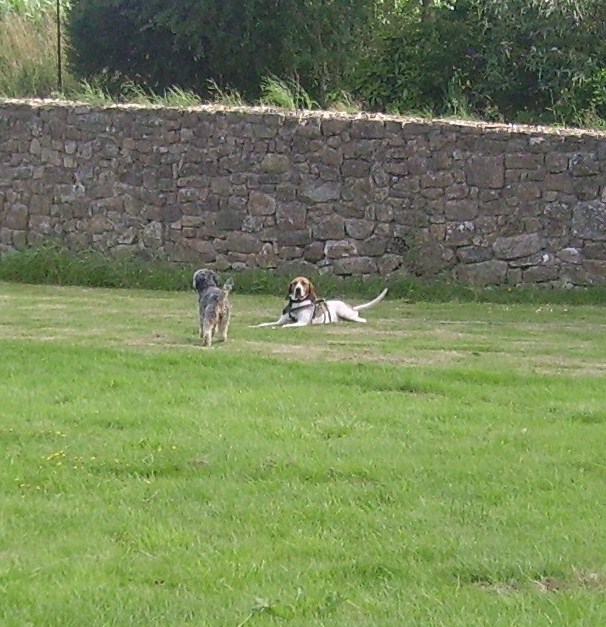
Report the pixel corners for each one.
[250,314,290,328]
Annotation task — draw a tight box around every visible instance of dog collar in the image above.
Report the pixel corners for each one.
[282,298,314,320]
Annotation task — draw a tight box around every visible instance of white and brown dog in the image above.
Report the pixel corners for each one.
[252,276,388,328]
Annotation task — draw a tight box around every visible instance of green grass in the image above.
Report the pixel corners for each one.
[259,76,318,110]
[1,280,606,625]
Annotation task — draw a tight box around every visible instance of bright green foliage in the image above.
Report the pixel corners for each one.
[259,76,318,109]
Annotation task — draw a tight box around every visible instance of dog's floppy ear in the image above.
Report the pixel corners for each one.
[208,270,219,286]
[193,269,206,290]
[307,279,318,301]
[287,279,295,300]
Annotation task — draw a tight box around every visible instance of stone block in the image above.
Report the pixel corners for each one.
[216,208,246,230]
[465,155,504,189]
[27,213,48,233]
[325,239,357,259]
[377,254,403,275]
[242,215,265,233]
[444,199,479,220]
[569,153,600,176]
[248,190,276,216]
[493,233,543,259]
[572,201,606,240]
[5,206,29,230]
[516,182,542,200]
[357,236,388,256]
[304,241,325,262]
[573,177,600,201]
[584,243,606,260]
[351,120,385,139]
[312,215,345,240]
[544,173,573,193]
[456,246,492,264]
[321,118,350,136]
[260,154,290,173]
[342,159,370,178]
[505,153,543,169]
[276,203,307,230]
[557,247,582,264]
[255,242,279,268]
[421,172,454,188]
[12,230,27,248]
[345,219,374,239]
[523,264,560,283]
[299,180,341,203]
[225,231,261,254]
[545,153,568,173]
[454,260,508,286]
[445,221,476,246]
[316,146,343,167]
[277,229,312,246]
[333,256,378,275]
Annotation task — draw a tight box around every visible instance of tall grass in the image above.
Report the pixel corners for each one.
[3,245,606,305]
[206,79,245,107]
[0,245,192,291]
[0,8,67,97]
[0,0,59,17]
[259,76,318,110]
[117,81,202,108]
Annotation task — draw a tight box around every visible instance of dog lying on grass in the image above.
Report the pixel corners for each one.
[193,269,233,346]
[252,276,388,328]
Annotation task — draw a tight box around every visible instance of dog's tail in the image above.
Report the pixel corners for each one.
[353,288,388,311]
[222,277,234,294]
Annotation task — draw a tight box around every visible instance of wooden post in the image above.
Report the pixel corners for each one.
[56,0,63,92]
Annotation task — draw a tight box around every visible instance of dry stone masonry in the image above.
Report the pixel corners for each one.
[1,98,606,286]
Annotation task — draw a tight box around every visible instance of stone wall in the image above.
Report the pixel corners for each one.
[1,98,606,286]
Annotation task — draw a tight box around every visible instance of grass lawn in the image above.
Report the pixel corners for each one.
[1,281,605,626]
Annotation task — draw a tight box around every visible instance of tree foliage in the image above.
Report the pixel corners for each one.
[67,0,380,101]
[354,0,606,124]
[66,0,606,126]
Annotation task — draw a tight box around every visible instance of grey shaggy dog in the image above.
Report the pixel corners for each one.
[193,269,233,347]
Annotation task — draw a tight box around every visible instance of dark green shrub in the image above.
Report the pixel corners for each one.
[67,0,191,94]
[66,0,379,102]
[352,0,606,126]
[353,3,480,115]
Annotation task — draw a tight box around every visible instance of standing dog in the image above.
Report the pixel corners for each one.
[193,269,233,346]
[252,276,387,328]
